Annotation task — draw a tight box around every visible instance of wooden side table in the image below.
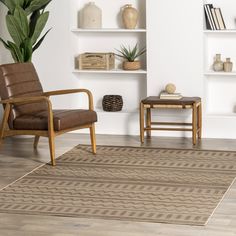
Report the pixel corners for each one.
[139,96,202,145]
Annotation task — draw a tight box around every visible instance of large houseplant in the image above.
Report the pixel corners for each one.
[0,0,51,62]
[116,44,146,70]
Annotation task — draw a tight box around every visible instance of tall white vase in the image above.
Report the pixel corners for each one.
[81,2,102,29]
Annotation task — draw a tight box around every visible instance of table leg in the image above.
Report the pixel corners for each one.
[140,102,144,143]
[192,103,197,145]
[197,102,202,139]
[146,108,151,138]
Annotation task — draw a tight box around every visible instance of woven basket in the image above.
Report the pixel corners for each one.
[102,95,123,112]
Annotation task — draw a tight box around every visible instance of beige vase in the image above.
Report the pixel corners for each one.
[81,2,102,29]
[123,61,141,70]
[213,54,223,72]
[223,58,233,72]
[122,4,138,29]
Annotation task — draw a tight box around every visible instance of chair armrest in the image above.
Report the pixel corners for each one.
[43,89,94,110]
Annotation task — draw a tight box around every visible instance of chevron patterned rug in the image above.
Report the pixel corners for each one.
[0,145,236,226]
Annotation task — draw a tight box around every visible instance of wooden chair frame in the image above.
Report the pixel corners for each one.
[0,89,96,166]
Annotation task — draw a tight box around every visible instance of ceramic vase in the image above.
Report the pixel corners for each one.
[81,2,102,29]
[213,54,224,72]
[223,58,233,72]
[122,4,138,29]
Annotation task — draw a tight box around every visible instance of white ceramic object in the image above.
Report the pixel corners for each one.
[81,2,102,29]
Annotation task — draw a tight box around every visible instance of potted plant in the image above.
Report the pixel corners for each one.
[0,0,52,62]
[116,44,146,70]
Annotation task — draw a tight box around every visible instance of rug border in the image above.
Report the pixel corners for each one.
[205,176,236,225]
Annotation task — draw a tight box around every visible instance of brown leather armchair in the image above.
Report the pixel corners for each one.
[0,62,97,166]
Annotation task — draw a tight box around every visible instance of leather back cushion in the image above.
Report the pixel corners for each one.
[0,63,47,128]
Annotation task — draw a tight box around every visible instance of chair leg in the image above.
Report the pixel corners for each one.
[33,136,40,149]
[90,124,96,154]
[48,133,56,166]
[0,104,11,144]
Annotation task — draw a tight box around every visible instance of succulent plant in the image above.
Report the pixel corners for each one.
[0,0,52,62]
[115,44,146,62]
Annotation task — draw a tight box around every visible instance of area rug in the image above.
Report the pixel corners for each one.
[0,145,236,226]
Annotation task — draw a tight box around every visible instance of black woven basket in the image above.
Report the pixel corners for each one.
[102,95,123,112]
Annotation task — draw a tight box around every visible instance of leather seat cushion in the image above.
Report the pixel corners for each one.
[13,109,97,131]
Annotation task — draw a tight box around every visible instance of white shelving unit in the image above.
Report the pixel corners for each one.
[203,0,236,116]
[70,0,147,113]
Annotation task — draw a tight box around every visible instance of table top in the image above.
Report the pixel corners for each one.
[141,96,201,105]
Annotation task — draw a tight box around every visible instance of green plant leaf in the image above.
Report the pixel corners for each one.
[14,5,29,37]
[31,11,49,45]
[25,0,51,15]
[0,37,10,49]
[21,38,32,61]
[32,28,51,51]
[6,14,25,45]
[7,41,24,62]
[0,0,16,14]
[115,44,146,62]
[29,9,40,37]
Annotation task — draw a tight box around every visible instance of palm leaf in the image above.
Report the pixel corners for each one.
[21,38,32,61]
[7,41,24,62]
[0,37,10,49]
[14,5,29,38]
[29,9,40,37]
[32,28,51,51]
[25,0,51,15]
[0,0,16,14]
[6,14,25,45]
[31,11,49,45]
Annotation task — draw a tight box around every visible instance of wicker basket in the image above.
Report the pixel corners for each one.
[102,95,123,112]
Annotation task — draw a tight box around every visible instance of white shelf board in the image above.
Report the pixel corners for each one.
[73,69,147,74]
[96,108,139,114]
[71,28,147,33]
[206,112,236,117]
[203,29,236,34]
[204,71,236,76]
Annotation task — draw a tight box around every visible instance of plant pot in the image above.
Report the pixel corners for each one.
[123,61,141,70]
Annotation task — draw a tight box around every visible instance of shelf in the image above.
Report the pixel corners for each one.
[206,112,236,117]
[71,28,147,33]
[204,29,236,34]
[204,71,236,76]
[95,108,139,114]
[73,69,147,74]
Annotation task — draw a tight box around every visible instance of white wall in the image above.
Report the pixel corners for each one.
[1,0,236,138]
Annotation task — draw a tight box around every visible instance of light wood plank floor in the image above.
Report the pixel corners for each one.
[0,134,236,236]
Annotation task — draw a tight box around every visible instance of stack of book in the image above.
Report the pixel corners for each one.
[159,92,182,100]
[204,4,226,30]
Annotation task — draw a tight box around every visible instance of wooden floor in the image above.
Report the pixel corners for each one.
[0,134,236,236]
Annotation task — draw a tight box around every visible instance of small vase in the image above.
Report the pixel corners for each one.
[122,4,138,29]
[223,58,233,72]
[123,61,141,70]
[81,2,102,29]
[213,54,223,72]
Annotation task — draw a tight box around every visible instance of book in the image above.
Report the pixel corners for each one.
[211,8,220,30]
[204,4,214,30]
[204,4,216,30]
[160,92,183,100]
[215,8,226,30]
